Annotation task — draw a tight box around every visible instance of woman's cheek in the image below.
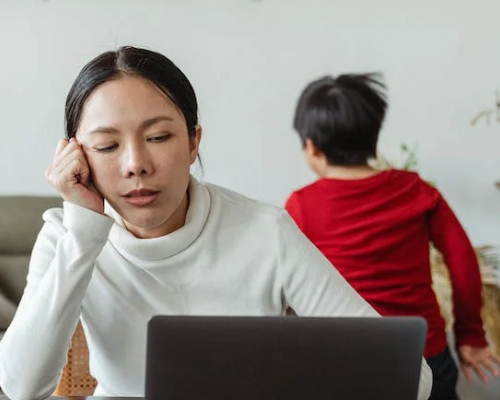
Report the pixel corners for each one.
[87,157,111,188]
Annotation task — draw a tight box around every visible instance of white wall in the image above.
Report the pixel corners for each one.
[1,0,500,247]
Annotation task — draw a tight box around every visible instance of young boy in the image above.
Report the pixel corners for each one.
[285,73,500,399]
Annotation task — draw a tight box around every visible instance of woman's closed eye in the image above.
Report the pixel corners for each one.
[147,134,171,143]
[92,134,171,152]
[94,143,118,153]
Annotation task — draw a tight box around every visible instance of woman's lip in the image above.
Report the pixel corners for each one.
[125,189,159,197]
[124,193,158,206]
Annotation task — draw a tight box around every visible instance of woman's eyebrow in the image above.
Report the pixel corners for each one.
[88,126,119,135]
[139,115,175,131]
[87,116,175,136]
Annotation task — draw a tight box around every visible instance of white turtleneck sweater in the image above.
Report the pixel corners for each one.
[0,178,432,400]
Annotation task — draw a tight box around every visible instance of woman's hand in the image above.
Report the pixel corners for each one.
[458,344,500,382]
[45,138,104,214]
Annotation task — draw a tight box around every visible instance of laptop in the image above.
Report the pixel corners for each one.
[145,315,427,400]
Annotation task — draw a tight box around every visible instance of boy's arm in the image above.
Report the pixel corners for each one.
[428,190,500,380]
[427,191,487,349]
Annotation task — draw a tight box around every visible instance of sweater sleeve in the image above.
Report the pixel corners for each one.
[274,211,432,400]
[0,202,113,400]
[427,189,487,349]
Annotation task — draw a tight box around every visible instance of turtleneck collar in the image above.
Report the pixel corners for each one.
[105,176,211,262]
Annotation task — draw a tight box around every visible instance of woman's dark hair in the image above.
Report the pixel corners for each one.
[293,73,387,166]
[65,46,199,140]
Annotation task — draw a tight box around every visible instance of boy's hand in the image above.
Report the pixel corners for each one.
[458,344,500,382]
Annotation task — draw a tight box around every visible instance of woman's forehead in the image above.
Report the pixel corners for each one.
[79,76,185,132]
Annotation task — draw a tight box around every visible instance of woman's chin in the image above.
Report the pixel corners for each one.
[122,213,175,239]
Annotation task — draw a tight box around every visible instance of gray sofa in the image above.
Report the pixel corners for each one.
[0,196,63,340]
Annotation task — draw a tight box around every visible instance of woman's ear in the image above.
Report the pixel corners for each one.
[189,124,202,164]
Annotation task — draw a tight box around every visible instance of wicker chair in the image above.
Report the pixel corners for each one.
[54,321,97,396]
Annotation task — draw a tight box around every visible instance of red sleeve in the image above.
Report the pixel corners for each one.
[284,192,305,232]
[427,189,487,349]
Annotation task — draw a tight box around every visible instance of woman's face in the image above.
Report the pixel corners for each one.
[76,75,201,238]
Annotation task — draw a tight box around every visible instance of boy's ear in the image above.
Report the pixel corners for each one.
[303,138,324,176]
[304,138,321,157]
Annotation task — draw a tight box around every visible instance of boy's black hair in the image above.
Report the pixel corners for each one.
[293,73,387,166]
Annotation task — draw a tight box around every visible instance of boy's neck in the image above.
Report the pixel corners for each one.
[320,164,380,180]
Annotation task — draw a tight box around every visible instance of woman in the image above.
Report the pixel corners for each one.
[0,47,431,400]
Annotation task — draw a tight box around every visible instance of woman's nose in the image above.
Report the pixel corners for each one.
[122,144,153,178]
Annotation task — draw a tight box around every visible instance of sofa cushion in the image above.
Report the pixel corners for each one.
[0,291,16,330]
[0,196,62,254]
[0,255,31,304]
[0,196,62,308]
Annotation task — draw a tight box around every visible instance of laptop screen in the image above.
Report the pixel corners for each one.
[145,315,426,400]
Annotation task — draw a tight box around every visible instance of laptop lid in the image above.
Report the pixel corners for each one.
[145,315,427,400]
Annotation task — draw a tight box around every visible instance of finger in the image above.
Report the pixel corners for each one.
[491,353,500,367]
[49,156,90,190]
[472,363,490,382]
[54,138,69,159]
[75,166,91,187]
[73,141,92,185]
[59,157,90,185]
[53,140,83,166]
[51,145,90,181]
[482,358,500,377]
[51,148,88,179]
[461,364,474,382]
